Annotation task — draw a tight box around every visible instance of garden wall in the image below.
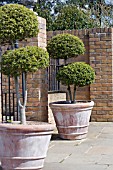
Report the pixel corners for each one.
[1,23,113,122]
[0,16,48,122]
[47,28,113,122]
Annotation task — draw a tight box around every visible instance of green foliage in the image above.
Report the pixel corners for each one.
[53,5,96,30]
[33,0,113,30]
[0,4,39,44]
[34,3,53,31]
[1,46,49,77]
[34,0,64,31]
[66,0,113,28]
[47,33,95,102]
[47,33,85,60]
[56,62,95,87]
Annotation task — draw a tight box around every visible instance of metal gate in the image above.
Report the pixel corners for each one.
[48,59,62,91]
[1,74,20,122]
[0,45,21,122]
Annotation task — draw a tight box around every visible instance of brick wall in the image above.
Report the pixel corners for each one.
[47,28,113,122]
[89,28,113,121]
[1,25,113,122]
[1,16,48,122]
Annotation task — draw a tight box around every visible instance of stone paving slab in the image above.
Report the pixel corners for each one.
[44,122,113,170]
[44,162,108,170]
[107,165,113,170]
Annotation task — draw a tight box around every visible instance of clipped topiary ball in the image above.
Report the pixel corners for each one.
[56,62,95,87]
[0,4,39,44]
[47,33,85,60]
[1,46,49,77]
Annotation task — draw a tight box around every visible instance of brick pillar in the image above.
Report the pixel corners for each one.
[24,16,48,122]
[89,28,113,121]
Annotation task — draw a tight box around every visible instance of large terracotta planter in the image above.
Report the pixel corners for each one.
[49,101,94,140]
[0,122,54,170]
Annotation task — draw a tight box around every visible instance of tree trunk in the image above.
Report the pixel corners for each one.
[73,85,76,103]
[15,76,27,125]
[67,85,72,103]
[20,106,26,125]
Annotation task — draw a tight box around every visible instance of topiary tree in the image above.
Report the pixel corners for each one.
[1,46,49,124]
[0,4,39,45]
[0,4,42,124]
[47,33,95,103]
[47,33,85,62]
[56,62,95,103]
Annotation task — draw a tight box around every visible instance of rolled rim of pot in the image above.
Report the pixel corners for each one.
[49,100,94,109]
[0,122,54,133]
[47,33,85,60]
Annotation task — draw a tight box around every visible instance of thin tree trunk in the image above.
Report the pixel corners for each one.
[67,85,72,103]
[15,76,27,125]
[73,85,76,103]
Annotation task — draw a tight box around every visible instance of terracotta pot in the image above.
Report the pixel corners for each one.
[0,122,54,170]
[49,101,94,140]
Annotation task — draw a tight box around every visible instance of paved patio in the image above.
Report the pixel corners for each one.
[44,122,113,170]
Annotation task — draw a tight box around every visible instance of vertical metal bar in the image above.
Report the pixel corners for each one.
[52,59,55,91]
[1,72,3,122]
[5,93,7,122]
[8,76,11,121]
[46,67,49,90]
[6,46,11,121]
[0,47,3,121]
[55,59,59,90]
[48,59,51,91]
[53,59,57,90]
[56,59,60,91]
[13,93,15,121]
[1,92,3,122]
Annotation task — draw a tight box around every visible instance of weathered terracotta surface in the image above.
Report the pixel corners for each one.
[0,123,54,170]
[50,101,94,140]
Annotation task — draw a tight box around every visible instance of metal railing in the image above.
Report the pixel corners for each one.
[48,59,61,91]
[1,73,20,122]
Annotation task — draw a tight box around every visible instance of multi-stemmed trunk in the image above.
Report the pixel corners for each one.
[67,84,76,103]
[15,72,27,125]
[10,41,27,125]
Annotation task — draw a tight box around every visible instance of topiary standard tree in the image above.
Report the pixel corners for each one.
[0,4,54,170]
[1,46,49,124]
[47,33,95,103]
[0,4,41,124]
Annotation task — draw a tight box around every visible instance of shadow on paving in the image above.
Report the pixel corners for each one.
[51,133,74,141]
[51,133,61,140]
